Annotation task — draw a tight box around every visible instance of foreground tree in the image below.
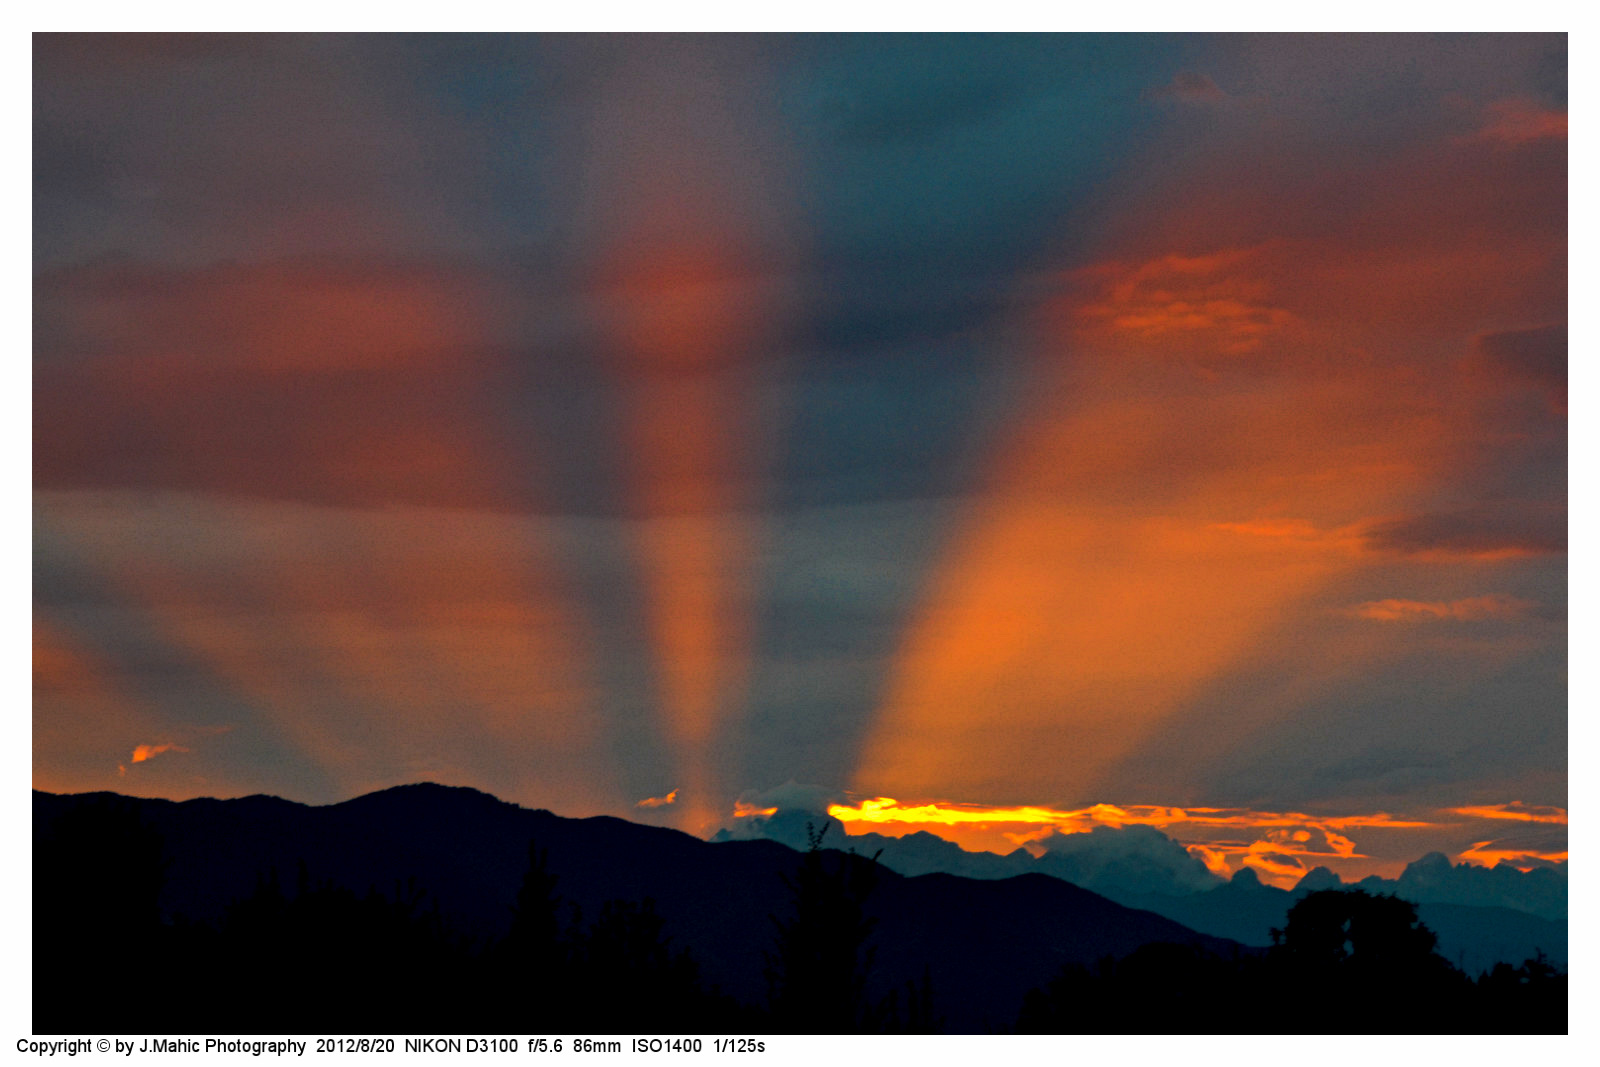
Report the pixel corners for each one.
[764,823,891,1032]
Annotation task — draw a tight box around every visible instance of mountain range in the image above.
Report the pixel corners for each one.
[34,784,1245,1033]
[714,809,1567,976]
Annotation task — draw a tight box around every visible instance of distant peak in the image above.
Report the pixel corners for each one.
[1404,852,1455,876]
[341,782,507,808]
[1296,866,1343,892]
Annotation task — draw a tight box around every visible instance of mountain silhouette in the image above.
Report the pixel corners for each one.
[721,810,1566,976]
[34,785,1245,1033]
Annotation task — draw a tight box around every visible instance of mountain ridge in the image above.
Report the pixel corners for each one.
[34,784,1246,1033]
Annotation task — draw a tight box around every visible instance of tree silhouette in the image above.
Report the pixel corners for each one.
[1017,943,1268,1033]
[485,840,580,1028]
[491,840,743,1031]
[880,964,942,1033]
[1016,890,1564,1034]
[1477,951,1566,1033]
[764,823,888,1032]
[1269,888,1469,1030]
[572,898,726,1028]
[1272,888,1439,967]
[507,841,565,959]
[210,862,470,1031]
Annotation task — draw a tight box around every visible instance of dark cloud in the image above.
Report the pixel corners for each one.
[1475,323,1566,410]
[734,781,847,815]
[1363,506,1565,559]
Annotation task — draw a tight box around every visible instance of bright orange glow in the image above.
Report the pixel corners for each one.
[130,743,188,763]
[820,794,1568,886]
[852,113,1562,805]
[1449,803,1567,824]
[831,797,1151,828]
[733,801,779,818]
[1240,846,1315,886]
[825,796,1436,881]
[1180,828,1376,888]
[636,790,679,809]
[1186,844,1236,880]
[851,229,1466,805]
[829,797,1431,834]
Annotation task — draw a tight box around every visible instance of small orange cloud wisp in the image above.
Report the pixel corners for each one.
[1458,841,1568,870]
[636,789,679,809]
[130,743,188,764]
[1449,803,1567,824]
[733,801,779,818]
[1349,595,1535,623]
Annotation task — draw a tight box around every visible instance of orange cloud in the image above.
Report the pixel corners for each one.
[1210,519,1367,553]
[1073,246,1299,355]
[1472,98,1567,145]
[636,789,679,809]
[1348,595,1536,623]
[1240,848,1312,885]
[1185,844,1235,879]
[1214,514,1562,565]
[830,798,1431,834]
[1175,833,1371,889]
[828,795,1574,886]
[1458,841,1568,870]
[34,616,175,794]
[130,743,188,763]
[1449,803,1567,824]
[733,801,779,818]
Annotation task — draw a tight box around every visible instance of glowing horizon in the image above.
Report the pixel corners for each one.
[801,795,1566,887]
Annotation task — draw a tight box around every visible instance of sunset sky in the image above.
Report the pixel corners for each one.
[32,33,1567,885]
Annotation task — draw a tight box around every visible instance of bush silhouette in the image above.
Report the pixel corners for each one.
[490,838,742,1032]
[1268,888,1470,1028]
[764,823,890,1033]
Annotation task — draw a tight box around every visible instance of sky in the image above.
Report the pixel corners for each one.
[32,32,1567,886]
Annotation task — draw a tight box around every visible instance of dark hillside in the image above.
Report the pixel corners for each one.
[34,784,1238,1033]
